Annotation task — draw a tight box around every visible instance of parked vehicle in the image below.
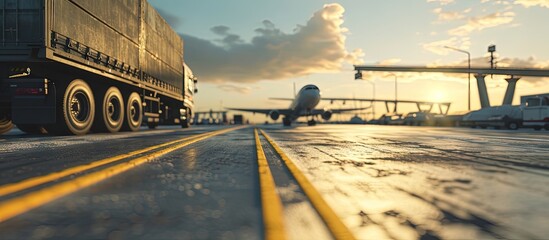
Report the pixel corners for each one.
[379,114,404,125]
[403,112,433,126]
[0,0,197,135]
[461,93,549,130]
[521,94,549,130]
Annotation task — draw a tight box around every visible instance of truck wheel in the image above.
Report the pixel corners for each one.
[47,80,95,135]
[95,87,124,133]
[0,113,13,135]
[17,125,47,134]
[181,109,191,128]
[534,126,542,131]
[122,92,142,132]
[506,121,519,130]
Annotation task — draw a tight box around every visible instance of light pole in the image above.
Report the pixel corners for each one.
[444,45,471,111]
[354,71,376,119]
[387,73,397,112]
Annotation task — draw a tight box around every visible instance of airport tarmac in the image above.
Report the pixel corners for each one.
[0,124,548,240]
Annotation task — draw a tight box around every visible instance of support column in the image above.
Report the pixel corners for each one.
[193,113,199,125]
[502,77,521,105]
[475,74,491,108]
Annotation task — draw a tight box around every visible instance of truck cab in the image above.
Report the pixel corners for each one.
[522,94,549,130]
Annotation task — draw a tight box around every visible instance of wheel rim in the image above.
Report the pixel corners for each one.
[129,99,141,126]
[106,95,122,125]
[70,90,91,123]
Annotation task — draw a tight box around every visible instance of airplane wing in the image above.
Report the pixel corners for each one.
[323,97,451,105]
[269,98,294,101]
[311,106,370,115]
[225,107,293,116]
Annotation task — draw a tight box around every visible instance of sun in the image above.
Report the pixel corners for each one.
[431,91,446,102]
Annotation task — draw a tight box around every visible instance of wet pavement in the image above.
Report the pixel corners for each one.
[0,125,548,239]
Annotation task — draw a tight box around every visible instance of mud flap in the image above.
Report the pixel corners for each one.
[10,78,56,124]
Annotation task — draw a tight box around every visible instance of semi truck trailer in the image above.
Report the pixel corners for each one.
[0,0,197,135]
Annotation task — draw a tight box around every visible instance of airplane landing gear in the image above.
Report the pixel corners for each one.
[306,113,317,126]
[283,117,291,127]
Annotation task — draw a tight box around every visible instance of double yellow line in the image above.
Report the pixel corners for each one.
[255,129,355,240]
[0,126,244,223]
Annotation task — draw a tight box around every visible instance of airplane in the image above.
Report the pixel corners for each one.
[226,84,369,126]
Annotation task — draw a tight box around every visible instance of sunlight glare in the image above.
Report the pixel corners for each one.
[431,90,446,102]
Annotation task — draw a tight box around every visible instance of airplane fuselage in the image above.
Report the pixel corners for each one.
[289,85,321,120]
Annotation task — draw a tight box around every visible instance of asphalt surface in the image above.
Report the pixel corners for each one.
[0,124,548,240]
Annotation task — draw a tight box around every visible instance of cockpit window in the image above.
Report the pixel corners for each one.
[305,86,319,90]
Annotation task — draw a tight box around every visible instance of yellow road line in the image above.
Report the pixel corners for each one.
[254,129,286,240]
[0,126,243,223]
[260,129,356,240]
[0,127,243,197]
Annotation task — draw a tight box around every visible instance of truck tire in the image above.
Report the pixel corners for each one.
[181,109,191,128]
[122,92,142,132]
[0,112,12,135]
[47,80,95,135]
[95,87,124,133]
[506,121,519,130]
[17,125,47,134]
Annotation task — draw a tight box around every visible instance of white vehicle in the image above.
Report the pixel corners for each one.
[521,94,549,130]
[462,105,522,130]
[462,93,549,130]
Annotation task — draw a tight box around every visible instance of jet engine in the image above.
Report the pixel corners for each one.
[321,110,333,120]
[269,110,280,120]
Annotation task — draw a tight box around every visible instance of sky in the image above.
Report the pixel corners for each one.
[148,0,549,123]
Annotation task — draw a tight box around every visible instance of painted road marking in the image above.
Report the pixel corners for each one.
[254,129,286,240]
[260,129,356,240]
[0,127,244,197]
[0,126,245,223]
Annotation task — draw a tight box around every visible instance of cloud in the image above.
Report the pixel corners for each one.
[433,8,468,21]
[180,3,364,83]
[422,37,471,55]
[448,11,515,36]
[376,58,402,66]
[217,84,254,94]
[427,0,455,5]
[514,0,549,8]
[210,26,244,46]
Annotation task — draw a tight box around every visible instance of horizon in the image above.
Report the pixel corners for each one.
[148,0,549,123]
